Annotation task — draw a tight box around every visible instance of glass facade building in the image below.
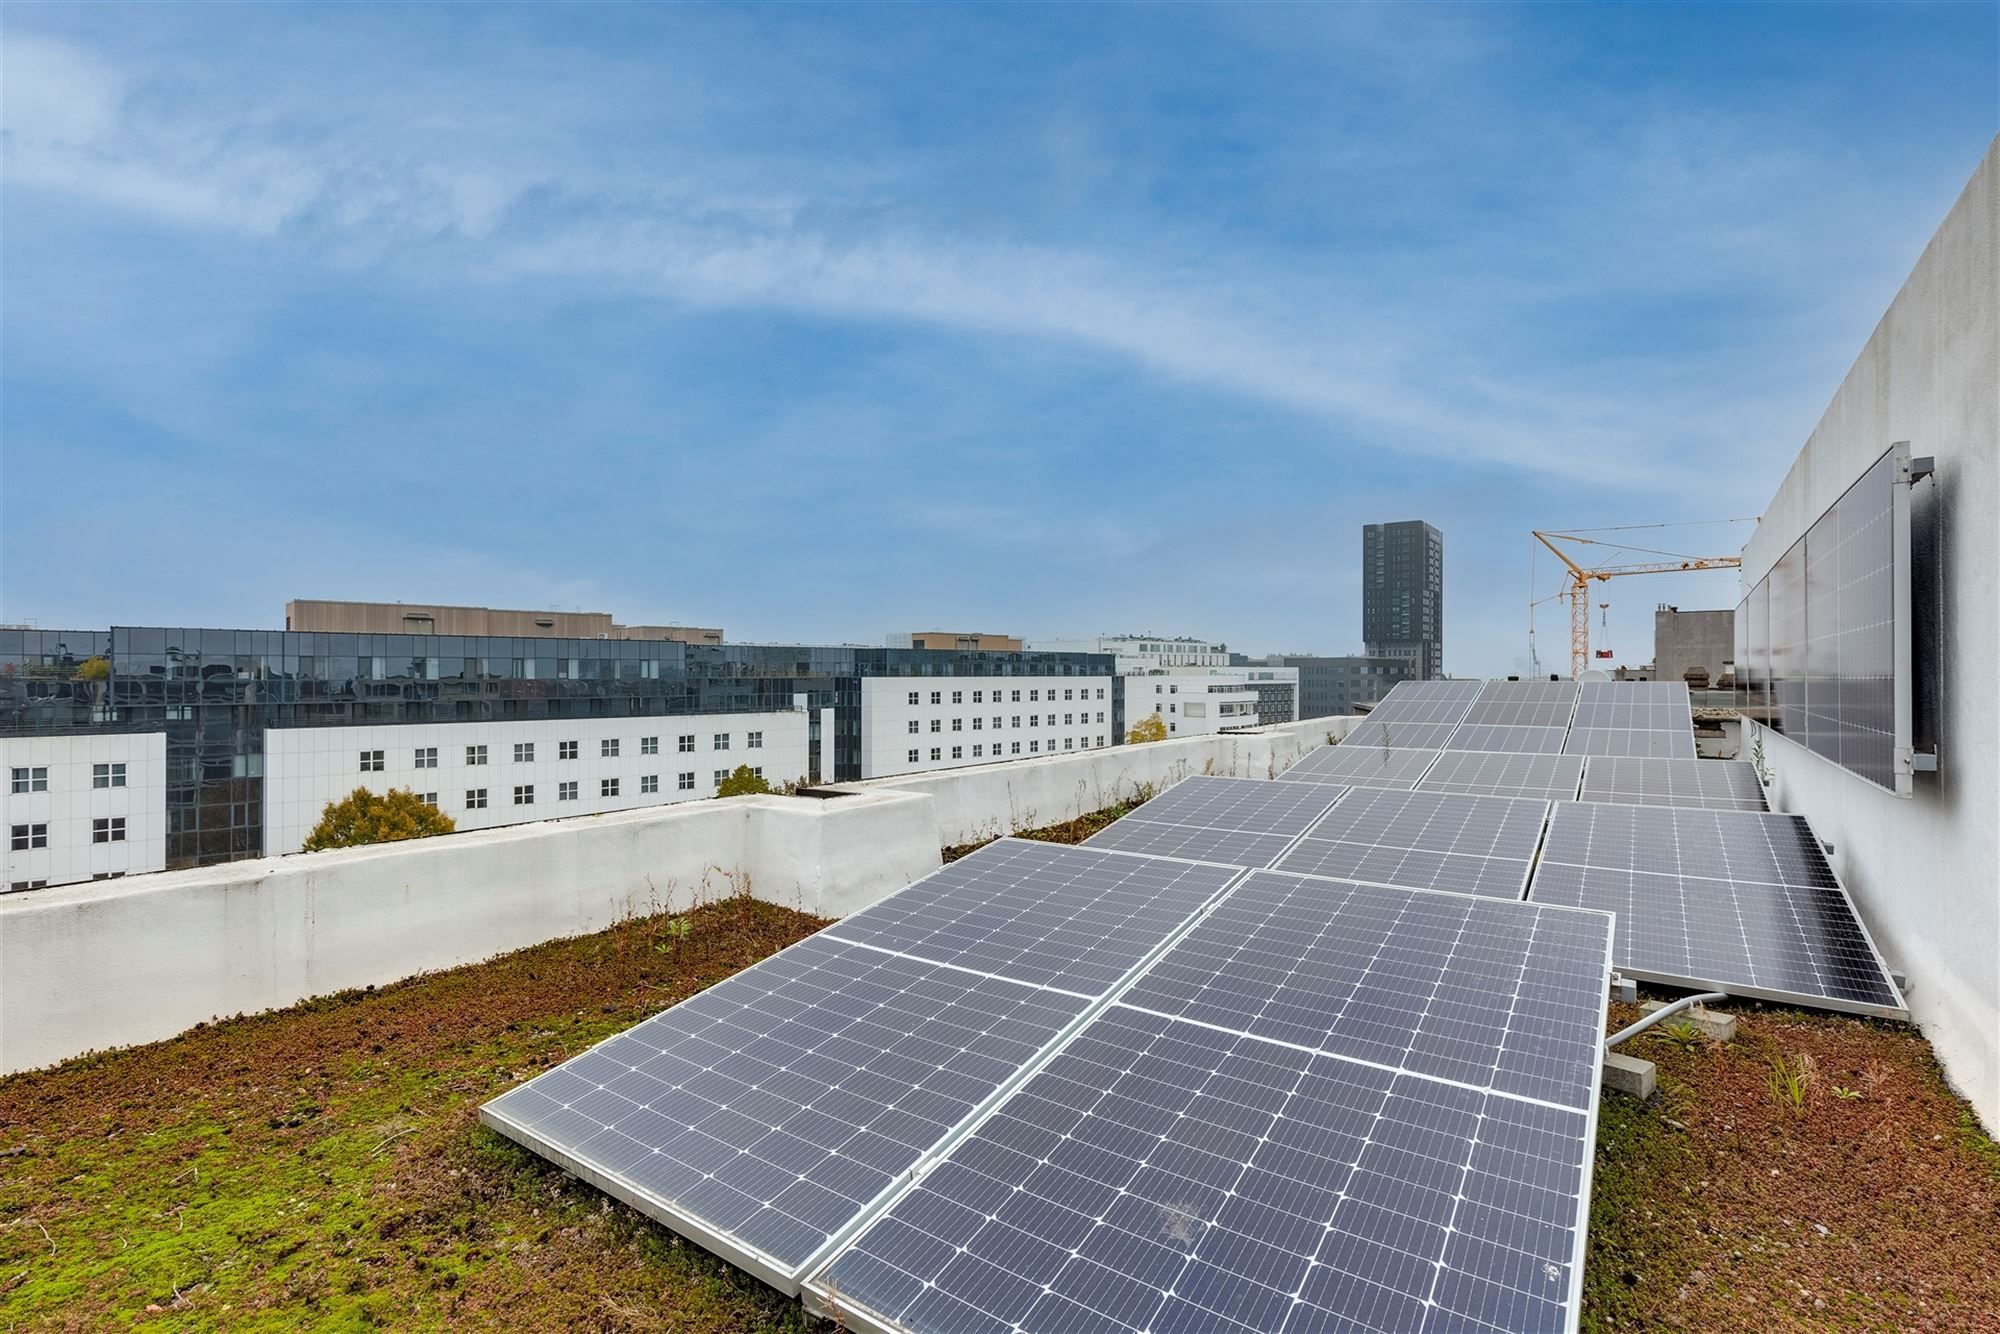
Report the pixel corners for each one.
[0,627,1115,870]
[1362,520,1445,680]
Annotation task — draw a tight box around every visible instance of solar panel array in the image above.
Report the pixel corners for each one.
[1338,679,1696,760]
[1445,723,1571,755]
[1274,786,1549,901]
[1527,802,1904,1017]
[1579,757,1767,813]
[818,872,1614,1334]
[1415,751,1586,801]
[1275,743,1439,790]
[1562,683,1695,758]
[1083,776,1341,869]
[1460,681,1578,729]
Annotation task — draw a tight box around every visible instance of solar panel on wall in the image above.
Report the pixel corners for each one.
[1527,802,1905,1017]
[813,872,1615,1334]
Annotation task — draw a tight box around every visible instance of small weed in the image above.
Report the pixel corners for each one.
[1650,1020,1709,1053]
[1768,1051,1815,1113]
[1831,1085,1863,1100]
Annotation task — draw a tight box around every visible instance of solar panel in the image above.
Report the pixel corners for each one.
[1562,727,1695,758]
[482,934,1092,1281]
[1277,744,1439,790]
[814,874,1614,1334]
[484,840,1244,1286]
[1358,680,1483,727]
[1578,757,1767,812]
[1343,719,1465,751]
[1416,751,1585,801]
[1443,724,1570,755]
[827,839,1246,993]
[1528,802,1905,1016]
[1461,681,1578,729]
[1082,777,1343,869]
[1273,786,1549,900]
[1569,700,1692,730]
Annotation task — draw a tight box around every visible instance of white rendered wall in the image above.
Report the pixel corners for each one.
[264,711,808,855]
[1741,139,1998,1128]
[858,676,1113,778]
[1,732,166,889]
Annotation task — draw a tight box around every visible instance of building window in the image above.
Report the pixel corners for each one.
[1064,714,1073,726]
[1030,689,1040,702]
[466,744,489,766]
[10,767,48,793]
[1030,740,1039,753]
[1011,742,1021,755]
[465,788,488,810]
[929,747,942,761]
[972,744,984,758]
[92,763,128,789]
[1065,737,1075,750]
[360,750,385,772]
[1097,712,1105,723]
[1065,689,1074,701]
[908,749,921,764]
[678,734,695,753]
[641,774,659,794]
[1029,715,1039,728]
[408,747,435,770]
[641,736,659,756]
[1011,690,1021,702]
[677,772,695,791]
[929,719,942,734]
[971,717,983,730]
[973,690,984,704]
[747,732,763,749]
[752,767,764,780]
[993,716,1003,730]
[559,781,578,802]
[11,823,48,851]
[714,734,730,750]
[908,720,921,734]
[951,746,963,759]
[602,778,620,798]
[514,742,534,763]
[951,718,962,732]
[908,690,921,705]
[417,792,438,808]
[713,769,728,786]
[951,690,963,704]
[559,740,579,761]
[513,785,535,805]
[602,738,620,758]
[1097,688,1105,700]
[930,691,942,705]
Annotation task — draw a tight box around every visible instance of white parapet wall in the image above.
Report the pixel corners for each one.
[0,715,1355,1076]
[831,715,1358,848]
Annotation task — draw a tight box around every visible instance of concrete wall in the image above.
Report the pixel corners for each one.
[1653,608,1735,687]
[1740,138,1998,1128]
[833,715,1357,848]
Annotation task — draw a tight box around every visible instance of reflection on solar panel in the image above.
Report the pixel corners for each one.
[1345,719,1465,751]
[816,874,1614,1334]
[484,840,1244,1285]
[1359,680,1483,726]
[482,934,1090,1279]
[1416,750,1586,801]
[1277,744,1438,789]
[1083,776,1344,869]
[1461,681,1578,729]
[1579,757,1767,812]
[1274,786,1549,899]
[1528,802,1905,1016]
[827,839,1245,993]
[1563,727,1694,758]
[1443,723,1570,754]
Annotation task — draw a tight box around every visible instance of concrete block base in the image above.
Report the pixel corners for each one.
[1640,1000,1737,1043]
[1603,1052,1658,1100]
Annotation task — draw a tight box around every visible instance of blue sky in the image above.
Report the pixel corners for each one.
[3,4,1994,673]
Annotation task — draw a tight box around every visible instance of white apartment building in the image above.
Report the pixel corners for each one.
[1035,635,1298,739]
[3,732,168,889]
[264,709,810,856]
[1035,634,1231,673]
[857,676,1115,778]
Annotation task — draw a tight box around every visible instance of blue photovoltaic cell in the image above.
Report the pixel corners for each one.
[819,874,1612,1334]
[826,839,1241,995]
[483,933,1088,1273]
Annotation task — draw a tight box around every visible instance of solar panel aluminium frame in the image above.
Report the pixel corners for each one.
[480,843,1257,1294]
[802,871,1617,1334]
[1528,806,1908,1020]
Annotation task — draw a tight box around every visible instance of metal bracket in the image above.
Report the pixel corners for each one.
[1910,750,1939,772]
[1909,455,1936,483]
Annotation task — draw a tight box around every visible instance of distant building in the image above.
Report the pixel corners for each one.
[1362,521,1444,679]
[885,632,1024,652]
[1653,605,1735,688]
[286,599,724,645]
[1034,634,1297,736]
[1263,654,1413,720]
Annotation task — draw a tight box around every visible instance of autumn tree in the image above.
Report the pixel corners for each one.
[1126,713,1169,744]
[302,787,455,852]
[716,765,773,798]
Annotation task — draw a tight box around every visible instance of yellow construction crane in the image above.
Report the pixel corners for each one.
[1532,527,1748,681]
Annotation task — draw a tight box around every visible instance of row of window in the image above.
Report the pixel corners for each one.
[905,738,1106,764]
[9,818,130,849]
[425,768,765,812]
[10,763,133,792]
[905,687,1104,706]
[362,733,762,772]
[906,712,1106,735]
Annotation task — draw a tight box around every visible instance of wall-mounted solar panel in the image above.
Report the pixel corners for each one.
[812,872,1615,1334]
[1461,680,1579,728]
[482,839,1242,1289]
[1740,442,1919,795]
[1417,750,1585,801]
[1528,802,1905,1017]
[1277,743,1439,790]
[1579,757,1767,812]
[1084,775,1343,868]
[1444,723,1571,754]
[1273,786,1549,900]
